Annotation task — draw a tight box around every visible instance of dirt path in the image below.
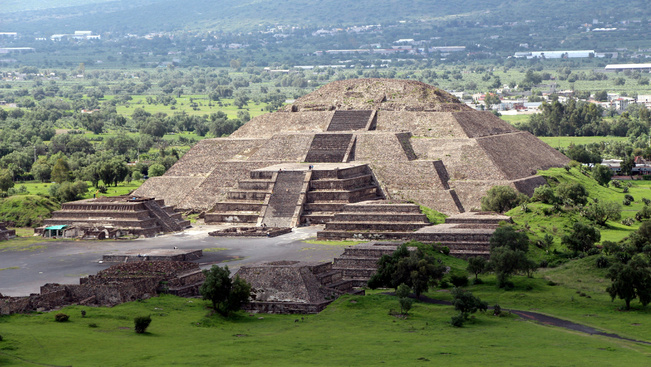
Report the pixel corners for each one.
[403,293,651,345]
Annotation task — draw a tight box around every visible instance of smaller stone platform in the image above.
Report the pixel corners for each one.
[102,249,203,263]
[0,222,16,241]
[208,227,292,237]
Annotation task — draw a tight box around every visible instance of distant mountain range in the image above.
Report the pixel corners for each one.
[2,0,649,35]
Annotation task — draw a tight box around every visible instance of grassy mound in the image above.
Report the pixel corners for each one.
[0,195,59,227]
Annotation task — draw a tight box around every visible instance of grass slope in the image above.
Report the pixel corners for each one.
[0,195,59,227]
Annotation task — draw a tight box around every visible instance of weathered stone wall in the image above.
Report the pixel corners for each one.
[230,111,333,139]
[354,133,412,162]
[476,132,570,180]
[376,111,467,138]
[452,111,519,138]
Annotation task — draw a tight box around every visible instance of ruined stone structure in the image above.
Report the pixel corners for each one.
[0,222,16,241]
[235,260,363,314]
[0,261,204,315]
[39,196,191,237]
[134,79,568,225]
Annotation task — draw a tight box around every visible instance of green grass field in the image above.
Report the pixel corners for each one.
[114,95,273,119]
[13,180,143,200]
[539,136,630,149]
[1,286,649,366]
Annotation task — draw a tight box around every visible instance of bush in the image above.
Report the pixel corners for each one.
[55,313,69,322]
[450,274,469,288]
[623,199,632,206]
[556,182,588,206]
[450,314,465,327]
[643,198,651,205]
[98,185,108,194]
[134,315,152,334]
[595,256,610,269]
[439,280,450,289]
[532,185,556,204]
[480,185,528,213]
[625,194,634,202]
[493,304,502,316]
[88,323,98,328]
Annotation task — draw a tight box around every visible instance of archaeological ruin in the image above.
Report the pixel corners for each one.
[38,195,191,238]
[133,79,567,239]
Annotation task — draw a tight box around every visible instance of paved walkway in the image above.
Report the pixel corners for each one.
[0,225,345,297]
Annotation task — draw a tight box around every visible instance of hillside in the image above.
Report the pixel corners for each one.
[2,0,649,35]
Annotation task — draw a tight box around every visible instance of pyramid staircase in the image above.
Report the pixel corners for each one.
[204,170,275,225]
[260,170,310,228]
[301,165,383,224]
[326,110,375,131]
[304,133,355,163]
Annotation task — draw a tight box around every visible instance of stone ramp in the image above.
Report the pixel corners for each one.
[327,110,374,131]
[262,171,308,227]
[304,133,353,162]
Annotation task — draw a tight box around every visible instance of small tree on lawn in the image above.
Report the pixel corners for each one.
[200,265,252,316]
[489,225,534,288]
[466,256,487,281]
[606,255,651,309]
[396,283,413,316]
[368,244,446,298]
[451,288,487,327]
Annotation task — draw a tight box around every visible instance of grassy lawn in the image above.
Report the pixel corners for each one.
[539,136,630,149]
[499,114,531,125]
[13,180,143,199]
[1,291,649,366]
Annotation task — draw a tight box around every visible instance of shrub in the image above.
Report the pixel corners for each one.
[0,334,3,342]
[643,198,650,206]
[624,194,634,202]
[623,199,631,206]
[450,314,465,327]
[610,180,622,188]
[55,313,69,322]
[450,274,469,288]
[532,185,556,204]
[622,218,635,226]
[439,280,450,289]
[88,323,98,328]
[635,205,651,221]
[602,241,620,255]
[493,304,502,316]
[595,256,610,269]
[134,315,152,334]
[556,182,588,206]
[98,185,108,194]
[480,185,528,213]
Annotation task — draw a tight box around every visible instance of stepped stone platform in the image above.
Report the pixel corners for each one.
[320,211,511,258]
[205,163,383,227]
[235,260,363,314]
[135,78,568,221]
[39,196,191,238]
[102,249,203,263]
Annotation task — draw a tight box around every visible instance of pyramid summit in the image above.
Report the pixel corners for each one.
[134,78,569,226]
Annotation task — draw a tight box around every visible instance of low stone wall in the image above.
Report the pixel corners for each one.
[208,227,292,237]
[242,300,331,314]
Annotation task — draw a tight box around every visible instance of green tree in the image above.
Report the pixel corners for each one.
[396,283,413,315]
[148,163,166,177]
[51,158,71,184]
[556,182,588,206]
[561,222,601,254]
[489,225,533,287]
[480,185,527,213]
[451,288,487,326]
[620,155,635,177]
[582,201,621,226]
[199,265,251,316]
[466,256,487,280]
[30,160,52,183]
[607,255,651,309]
[0,169,14,192]
[592,164,613,186]
[368,244,446,298]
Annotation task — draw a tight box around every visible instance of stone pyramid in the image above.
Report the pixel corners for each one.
[134,79,568,219]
